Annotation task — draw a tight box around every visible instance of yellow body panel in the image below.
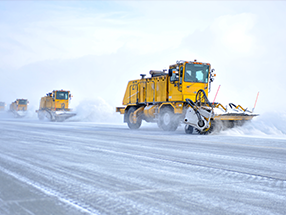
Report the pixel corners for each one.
[122,61,211,106]
[182,82,208,102]
[116,107,125,114]
[143,105,158,118]
[214,115,255,121]
[168,81,182,101]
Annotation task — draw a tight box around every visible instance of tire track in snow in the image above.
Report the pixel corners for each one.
[0,166,100,215]
[48,134,286,188]
[0,153,170,215]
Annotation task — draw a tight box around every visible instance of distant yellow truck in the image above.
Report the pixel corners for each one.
[0,102,5,111]
[36,90,76,121]
[9,99,29,117]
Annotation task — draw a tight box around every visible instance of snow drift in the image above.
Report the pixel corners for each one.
[70,98,122,123]
[221,111,286,138]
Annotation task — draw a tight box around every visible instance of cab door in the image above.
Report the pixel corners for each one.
[182,63,209,101]
[168,66,183,101]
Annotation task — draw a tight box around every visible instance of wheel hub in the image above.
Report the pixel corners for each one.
[129,113,134,123]
[163,113,171,125]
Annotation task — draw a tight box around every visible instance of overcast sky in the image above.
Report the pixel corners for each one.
[0,1,285,114]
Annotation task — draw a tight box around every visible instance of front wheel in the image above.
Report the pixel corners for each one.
[185,125,193,134]
[38,111,44,120]
[196,120,217,135]
[126,107,142,129]
[158,107,179,131]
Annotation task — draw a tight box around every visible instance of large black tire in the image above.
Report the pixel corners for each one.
[185,125,194,134]
[158,107,179,131]
[126,107,142,129]
[196,120,215,135]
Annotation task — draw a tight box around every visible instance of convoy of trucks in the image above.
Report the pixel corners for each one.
[1,59,258,134]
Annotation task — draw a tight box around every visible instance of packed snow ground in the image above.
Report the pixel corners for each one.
[0,108,285,215]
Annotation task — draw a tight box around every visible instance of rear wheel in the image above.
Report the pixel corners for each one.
[126,107,142,129]
[158,107,179,131]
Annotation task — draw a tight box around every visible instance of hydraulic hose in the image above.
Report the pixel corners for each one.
[195,89,213,107]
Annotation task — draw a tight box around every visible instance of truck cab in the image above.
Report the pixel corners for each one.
[52,90,71,110]
[168,60,213,102]
[40,90,71,111]
[10,99,29,111]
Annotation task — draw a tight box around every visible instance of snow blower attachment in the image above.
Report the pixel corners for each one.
[9,99,29,117]
[36,90,76,122]
[116,60,258,134]
[184,89,258,134]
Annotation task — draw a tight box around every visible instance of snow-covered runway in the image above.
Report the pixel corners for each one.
[0,118,285,215]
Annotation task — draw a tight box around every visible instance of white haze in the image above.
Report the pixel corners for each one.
[0,1,286,139]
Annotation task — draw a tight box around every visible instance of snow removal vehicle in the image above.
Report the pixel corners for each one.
[0,102,5,111]
[9,99,29,117]
[116,60,258,134]
[36,90,76,122]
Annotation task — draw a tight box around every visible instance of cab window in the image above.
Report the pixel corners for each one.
[184,63,209,83]
[56,92,69,100]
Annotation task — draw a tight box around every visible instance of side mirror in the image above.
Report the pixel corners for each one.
[169,69,179,82]
[170,73,179,82]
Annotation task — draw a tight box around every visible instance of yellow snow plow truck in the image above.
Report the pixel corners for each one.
[116,60,258,134]
[9,99,29,117]
[0,102,5,111]
[36,90,76,121]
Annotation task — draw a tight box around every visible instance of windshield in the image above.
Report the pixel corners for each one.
[56,91,69,100]
[184,63,209,83]
[18,100,27,105]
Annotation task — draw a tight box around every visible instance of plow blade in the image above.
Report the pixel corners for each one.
[12,111,27,118]
[54,111,76,122]
[37,110,76,122]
